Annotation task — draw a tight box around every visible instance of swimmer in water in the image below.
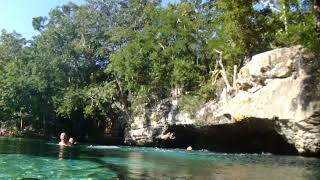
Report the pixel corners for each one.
[58,132,68,146]
[68,137,77,146]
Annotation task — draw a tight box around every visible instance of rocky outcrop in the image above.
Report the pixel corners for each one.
[124,46,320,156]
[124,98,194,145]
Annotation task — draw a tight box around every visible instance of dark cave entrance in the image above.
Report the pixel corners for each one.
[159,118,298,155]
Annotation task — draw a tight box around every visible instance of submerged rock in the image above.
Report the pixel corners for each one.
[124,46,320,156]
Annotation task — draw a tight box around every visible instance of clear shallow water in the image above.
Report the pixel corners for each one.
[0,137,320,179]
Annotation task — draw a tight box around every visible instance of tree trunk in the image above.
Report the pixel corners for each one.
[282,0,289,33]
[43,115,46,129]
[20,118,23,131]
[315,0,320,32]
[233,65,238,88]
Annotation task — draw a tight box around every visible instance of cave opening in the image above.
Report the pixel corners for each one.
[160,118,298,155]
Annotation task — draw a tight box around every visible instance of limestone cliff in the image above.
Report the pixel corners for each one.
[124,46,320,156]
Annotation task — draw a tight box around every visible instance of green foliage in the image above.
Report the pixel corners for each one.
[171,60,201,90]
[275,13,320,53]
[83,81,118,119]
[109,2,213,104]
[214,0,280,66]
[0,0,317,138]
[179,95,206,115]
[54,89,85,118]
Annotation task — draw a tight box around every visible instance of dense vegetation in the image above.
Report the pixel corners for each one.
[0,0,319,140]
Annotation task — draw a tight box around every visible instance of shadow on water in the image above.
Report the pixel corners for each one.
[58,146,132,179]
[81,157,129,179]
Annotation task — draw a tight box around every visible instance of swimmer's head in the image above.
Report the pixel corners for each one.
[60,132,67,141]
[69,137,74,144]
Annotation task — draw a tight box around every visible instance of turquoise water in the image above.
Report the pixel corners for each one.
[0,137,320,179]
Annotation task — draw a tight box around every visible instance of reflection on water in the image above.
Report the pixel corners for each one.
[58,146,65,160]
[58,145,80,161]
[115,148,319,180]
[0,137,319,179]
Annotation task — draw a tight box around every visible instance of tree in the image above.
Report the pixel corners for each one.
[0,31,51,131]
[214,0,279,67]
[109,2,212,107]
[315,0,320,32]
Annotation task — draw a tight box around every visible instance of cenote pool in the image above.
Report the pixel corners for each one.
[0,137,320,179]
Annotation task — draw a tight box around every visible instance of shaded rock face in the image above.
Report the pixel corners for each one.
[125,46,320,156]
[161,119,298,155]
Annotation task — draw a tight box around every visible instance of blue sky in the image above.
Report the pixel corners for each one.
[0,0,178,40]
[0,0,85,39]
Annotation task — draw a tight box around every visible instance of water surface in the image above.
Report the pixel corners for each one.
[0,137,319,179]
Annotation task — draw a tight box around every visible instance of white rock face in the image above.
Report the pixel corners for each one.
[125,46,320,155]
[197,46,320,154]
[124,98,195,145]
